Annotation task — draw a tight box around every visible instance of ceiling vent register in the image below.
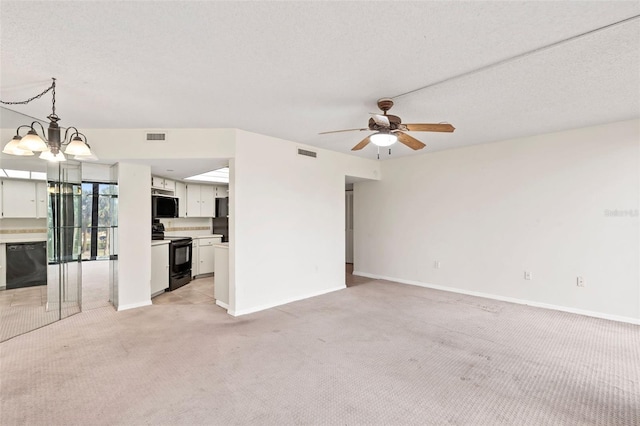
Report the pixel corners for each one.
[297,148,317,158]
[146,133,167,141]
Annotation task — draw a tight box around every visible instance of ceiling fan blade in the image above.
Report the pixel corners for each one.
[404,123,455,132]
[396,132,426,150]
[351,135,371,151]
[370,114,390,127]
[319,128,368,135]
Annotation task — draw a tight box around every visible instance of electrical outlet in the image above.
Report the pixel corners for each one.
[577,276,585,287]
[524,271,532,280]
[434,261,441,269]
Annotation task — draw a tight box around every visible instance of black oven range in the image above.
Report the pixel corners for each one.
[165,236,193,290]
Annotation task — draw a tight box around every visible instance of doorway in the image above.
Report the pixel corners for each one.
[345,185,354,264]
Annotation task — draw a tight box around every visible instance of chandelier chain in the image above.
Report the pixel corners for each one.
[0,78,56,108]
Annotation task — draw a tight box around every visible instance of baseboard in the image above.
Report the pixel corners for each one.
[231,285,346,317]
[117,300,152,311]
[352,271,640,325]
[216,300,229,310]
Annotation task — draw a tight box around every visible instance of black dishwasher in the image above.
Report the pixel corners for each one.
[6,242,47,289]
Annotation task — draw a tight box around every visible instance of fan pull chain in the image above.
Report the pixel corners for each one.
[377,146,380,160]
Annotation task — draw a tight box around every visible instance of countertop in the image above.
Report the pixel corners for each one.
[0,236,48,244]
[193,235,224,239]
[151,240,171,246]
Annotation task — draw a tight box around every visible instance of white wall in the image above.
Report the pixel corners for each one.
[232,131,380,315]
[116,162,152,310]
[81,163,113,182]
[354,119,640,323]
[82,128,236,160]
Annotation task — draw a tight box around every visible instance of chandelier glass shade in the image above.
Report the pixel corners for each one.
[2,136,34,156]
[17,130,49,152]
[1,78,96,162]
[39,149,66,162]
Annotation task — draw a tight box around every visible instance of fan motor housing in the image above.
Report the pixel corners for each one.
[368,114,402,130]
[377,98,394,112]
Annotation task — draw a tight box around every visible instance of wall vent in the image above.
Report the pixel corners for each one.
[297,148,317,158]
[146,132,167,141]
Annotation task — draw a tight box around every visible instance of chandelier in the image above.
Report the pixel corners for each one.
[1,78,96,162]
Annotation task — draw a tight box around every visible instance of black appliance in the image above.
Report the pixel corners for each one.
[6,242,47,289]
[215,197,229,218]
[212,217,229,242]
[167,236,192,290]
[152,195,179,218]
[152,220,165,240]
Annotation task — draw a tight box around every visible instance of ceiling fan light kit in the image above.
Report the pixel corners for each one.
[1,78,96,162]
[370,132,397,147]
[320,98,455,156]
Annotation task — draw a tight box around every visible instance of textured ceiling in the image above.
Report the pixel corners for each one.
[1,1,639,161]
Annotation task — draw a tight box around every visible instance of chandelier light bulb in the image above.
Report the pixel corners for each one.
[370,132,398,147]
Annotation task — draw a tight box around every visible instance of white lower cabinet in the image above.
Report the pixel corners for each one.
[199,244,215,275]
[151,243,169,296]
[192,239,199,277]
[0,243,5,289]
[193,237,221,277]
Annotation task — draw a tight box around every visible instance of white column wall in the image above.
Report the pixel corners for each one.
[354,119,640,323]
[116,162,152,310]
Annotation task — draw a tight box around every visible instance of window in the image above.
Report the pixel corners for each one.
[81,182,118,260]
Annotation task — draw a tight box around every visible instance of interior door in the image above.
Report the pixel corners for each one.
[345,191,354,263]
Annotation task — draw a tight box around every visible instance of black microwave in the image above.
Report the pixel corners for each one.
[152,195,179,218]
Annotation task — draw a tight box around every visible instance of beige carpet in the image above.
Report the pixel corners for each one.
[1,277,638,425]
[0,261,111,342]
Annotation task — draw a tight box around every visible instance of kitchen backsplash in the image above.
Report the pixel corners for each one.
[0,218,47,243]
[0,218,47,234]
[159,217,212,237]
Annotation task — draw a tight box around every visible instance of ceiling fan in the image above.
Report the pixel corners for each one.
[320,98,455,152]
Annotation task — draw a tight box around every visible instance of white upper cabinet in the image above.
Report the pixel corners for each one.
[186,184,201,217]
[1,179,38,218]
[36,182,48,219]
[200,185,215,217]
[175,181,187,218]
[214,185,228,198]
[185,184,215,217]
[151,176,175,193]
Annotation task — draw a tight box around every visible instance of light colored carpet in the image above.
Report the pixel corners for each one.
[1,277,638,425]
[0,261,110,342]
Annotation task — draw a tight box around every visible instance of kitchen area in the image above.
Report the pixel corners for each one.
[0,158,233,342]
[149,173,230,309]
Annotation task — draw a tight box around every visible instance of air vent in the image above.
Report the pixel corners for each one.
[297,148,317,158]
[146,132,167,141]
